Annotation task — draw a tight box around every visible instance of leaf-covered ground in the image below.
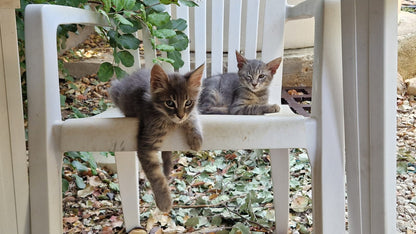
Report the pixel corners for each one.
[396,94,416,233]
[61,149,313,233]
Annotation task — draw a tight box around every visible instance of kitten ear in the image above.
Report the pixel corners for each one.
[236,50,248,70]
[150,64,169,92]
[266,57,282,76]
[187,64,205,88]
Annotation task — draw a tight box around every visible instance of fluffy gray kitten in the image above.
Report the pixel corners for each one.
[109,64,205,212]
[198,51,282,115]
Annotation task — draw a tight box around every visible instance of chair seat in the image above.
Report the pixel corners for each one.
[60,105,313,152]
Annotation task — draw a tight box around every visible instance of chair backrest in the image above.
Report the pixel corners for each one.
[163,0,286,105]
[147,0,321,108]
[25,0,322,123]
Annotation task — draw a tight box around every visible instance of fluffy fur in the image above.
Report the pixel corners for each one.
[109,64,205,211]
[198,51,282,115]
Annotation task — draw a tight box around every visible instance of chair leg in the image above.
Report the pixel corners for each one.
[115,152,141,232]
[269,149,290,234]
[308,145,345,233]
[28,143,64,233]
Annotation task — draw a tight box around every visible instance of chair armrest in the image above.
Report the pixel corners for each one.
[25,5,109,126]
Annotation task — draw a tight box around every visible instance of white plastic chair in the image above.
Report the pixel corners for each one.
[25,0,345,233]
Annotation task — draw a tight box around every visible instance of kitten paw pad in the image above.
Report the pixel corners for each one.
[187,134,203,151]
[265,104,280,113]
[154,190,172,212]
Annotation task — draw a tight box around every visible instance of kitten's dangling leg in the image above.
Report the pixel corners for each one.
[161,151,173,178]
[137,149,172,212]
[137,122,172,212]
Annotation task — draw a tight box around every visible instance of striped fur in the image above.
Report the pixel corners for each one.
[109,64,204,211]
[198,51,282,115]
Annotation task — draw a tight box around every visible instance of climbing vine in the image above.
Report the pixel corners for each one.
[15,0,197,83]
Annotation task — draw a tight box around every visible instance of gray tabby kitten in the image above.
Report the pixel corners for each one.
[109,64,205,212]
[198,51,282,115]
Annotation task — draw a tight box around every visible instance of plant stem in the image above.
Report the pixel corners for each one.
[224,205,273,233]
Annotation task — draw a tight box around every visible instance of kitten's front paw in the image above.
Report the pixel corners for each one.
[187,133,203,151]
[154,187,172,212]
[264,104,280,113]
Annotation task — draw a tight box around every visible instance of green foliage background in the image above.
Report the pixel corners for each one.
[16,0,196,84]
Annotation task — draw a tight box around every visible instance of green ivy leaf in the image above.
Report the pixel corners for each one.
[62,178,69,194]
[156,44,175,52]
[71,107,86,118]
[160,0,178,5]
[185,217,199,228]
[153,28,176,39]
[124,0,136,10]
[231,222,250,234]
[66,151,80,159]
[60,94,66,107]
[114,14,133,27]
[71,161,89,173]
[211,215,222,226]
[167,51,184,69]
[118,34,141,49]
[76,152,88,161]
[117,51,135,67]
[397,161,408,174]
[144,0,166,12]
[161,18,187,31]
[97,62,114,81]
[179,0,198,7]
[148,12,171,27]
[169,32,188,51]
[81,152,98,175]
[119,20,141,34]
[72,174,86,189]
[155,57,175,65]
[102,0,111,12]
[142,193,154,202]
[109,182,120,192]
[170,18,187,31]
[114,66,128,79]
[112,0,124,11]
[107,29,118,48]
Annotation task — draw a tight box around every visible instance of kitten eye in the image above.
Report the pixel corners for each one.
[185,100,193,107]
[165,100,175,108]
[258,74,265,79]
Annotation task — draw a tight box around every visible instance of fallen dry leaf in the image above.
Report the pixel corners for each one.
[77,185,94,198]
[63,216,78,224]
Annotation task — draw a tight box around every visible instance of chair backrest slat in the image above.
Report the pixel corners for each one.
[142,26,156,69]
[210,0,224,76]
[227,0,242,73]
[193,0,207,77]
[261,0,286,104]
[243,0,260,60]
[176,5,191,73]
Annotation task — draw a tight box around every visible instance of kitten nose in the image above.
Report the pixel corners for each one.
[252,83,258,87]
[176,112,185,119]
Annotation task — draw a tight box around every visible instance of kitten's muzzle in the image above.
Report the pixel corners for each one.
[176,112,185,119]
